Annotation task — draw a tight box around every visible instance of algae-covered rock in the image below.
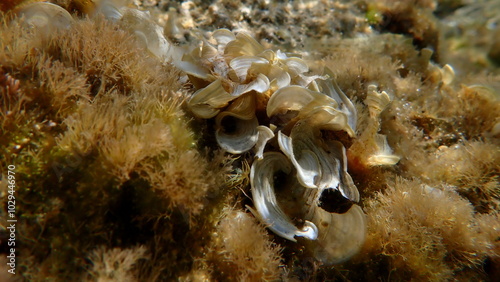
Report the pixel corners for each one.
[0,0,499,281]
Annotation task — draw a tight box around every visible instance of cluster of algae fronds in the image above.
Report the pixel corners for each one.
[1,0,500,281]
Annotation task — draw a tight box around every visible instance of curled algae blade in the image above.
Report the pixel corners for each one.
[18,2,73,31]
[250,152,318,242]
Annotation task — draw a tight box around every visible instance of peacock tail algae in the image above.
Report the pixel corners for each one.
[0,0,499,281]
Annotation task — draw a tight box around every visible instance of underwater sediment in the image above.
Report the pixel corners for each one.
[0,0,499,281]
